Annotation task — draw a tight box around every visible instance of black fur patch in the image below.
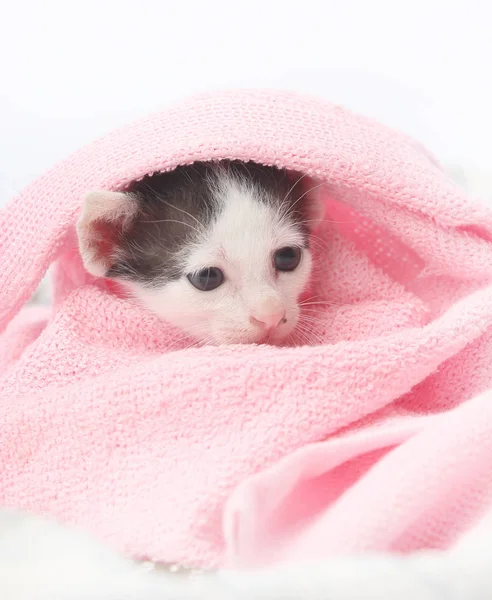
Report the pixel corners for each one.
[107,160,308,286]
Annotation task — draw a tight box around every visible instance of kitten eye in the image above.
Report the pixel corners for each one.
[274,247,302,272]
[187,267,224,291]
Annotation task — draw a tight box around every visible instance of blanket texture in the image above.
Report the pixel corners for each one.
[1,90,492,569]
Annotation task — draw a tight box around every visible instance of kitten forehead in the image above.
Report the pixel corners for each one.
[186,188,305,273]
[108,160,308,286]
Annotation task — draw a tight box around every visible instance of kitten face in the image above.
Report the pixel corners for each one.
[77,161,323,346]
[133,184,312,345]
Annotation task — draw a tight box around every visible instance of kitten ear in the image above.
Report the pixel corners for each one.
[76,190,138,278]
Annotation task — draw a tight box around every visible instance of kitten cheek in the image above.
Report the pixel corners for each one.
[192,316,227,346]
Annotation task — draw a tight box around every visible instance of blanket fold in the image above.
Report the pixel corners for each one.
[1,90,492,568]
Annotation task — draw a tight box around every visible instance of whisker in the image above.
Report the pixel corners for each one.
[166,334,196,352]
[300,312,330,322]
[274,174,305,224]
[165,321,213,352]
[308,235,333,253]
[298,314,327,328]
[288,180,328,214]
[156,196,204,229]
[295,322,325,345]
[299,316,329,330]
[299,296,342,308]
[300,301,342,308]
[140,219,201,235]
[284,172,307,203]
[296,329,321,347]
[305,217,357,225]
[292,326,311,347]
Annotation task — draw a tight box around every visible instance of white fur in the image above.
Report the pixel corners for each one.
[129,174,313,345]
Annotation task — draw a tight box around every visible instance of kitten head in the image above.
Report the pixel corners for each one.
[77,161,324,345]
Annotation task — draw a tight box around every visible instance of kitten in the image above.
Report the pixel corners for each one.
[77,161,324,345]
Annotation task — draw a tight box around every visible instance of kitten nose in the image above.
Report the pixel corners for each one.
[249,299,287,330]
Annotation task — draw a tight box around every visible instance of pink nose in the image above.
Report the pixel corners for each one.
[249,306,287,330]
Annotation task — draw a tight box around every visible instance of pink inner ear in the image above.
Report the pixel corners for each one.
[77,190,138,277]
[90,219,120,266]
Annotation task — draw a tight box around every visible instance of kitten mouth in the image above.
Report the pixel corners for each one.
[232,330,275,346]
[256,327,289,346]
[217,330,286,346]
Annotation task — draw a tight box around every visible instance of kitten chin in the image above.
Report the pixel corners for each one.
[77,161,324,345]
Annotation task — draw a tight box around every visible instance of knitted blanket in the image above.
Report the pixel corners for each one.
[1,90,492,569]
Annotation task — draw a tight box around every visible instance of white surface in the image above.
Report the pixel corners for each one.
[1,508,492,599]
[1,0,491,206]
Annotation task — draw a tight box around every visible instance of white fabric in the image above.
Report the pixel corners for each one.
[1,509,491,600]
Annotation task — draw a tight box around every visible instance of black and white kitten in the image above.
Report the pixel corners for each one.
[77,161,323,345]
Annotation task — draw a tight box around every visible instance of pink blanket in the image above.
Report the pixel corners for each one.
[1,90,492,569]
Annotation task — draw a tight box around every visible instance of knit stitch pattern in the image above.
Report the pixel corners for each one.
[1,90,492,568]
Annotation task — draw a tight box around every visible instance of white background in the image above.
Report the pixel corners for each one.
[1,0,491,205]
